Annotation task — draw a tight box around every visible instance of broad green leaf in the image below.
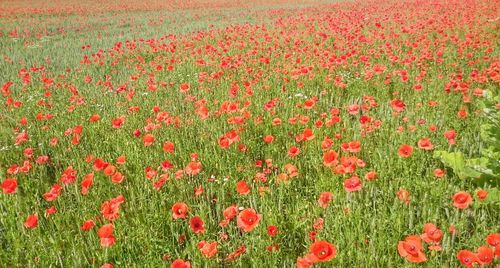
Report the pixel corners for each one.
[433,151,467,179]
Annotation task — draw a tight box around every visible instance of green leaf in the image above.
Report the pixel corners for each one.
[433,151,467,179]
[463,166,483,178]
[464,158,499,186]
[480,123,500,144]
[467,158,491,173]
[472,172,500,187]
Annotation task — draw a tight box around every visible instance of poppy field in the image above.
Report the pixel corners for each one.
[0,0,499,267]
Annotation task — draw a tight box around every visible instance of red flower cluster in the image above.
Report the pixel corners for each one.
[457,233,499,267]
[296,240,337,267]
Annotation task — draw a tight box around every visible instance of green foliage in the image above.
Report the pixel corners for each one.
[434,91,499,187]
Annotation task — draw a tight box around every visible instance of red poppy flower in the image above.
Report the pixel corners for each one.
[81,220,95,231]
[225,245,246,263]
[111,172,124,184]
[103,164,116,177]
[43,184,62,202]
[163,142,175,153]
[318,192,333,208]
[98,223,116,247]
[80,173,94,195]
[93,158,108,171]
[225,130,240,143]
[36,155,49,164]
[179,83,190,93]
[198,240,217,258]
[365,171,377,181]
[444,129,456,144]
[452,191,473,209]
[45,206,57,216]
[457,108,468,119]
[296,255,314,268]
[391,99,406,112]
[223,205,238,220]
[89,114,101,122]
[396,189,411,204]
[313,218,324,230]
[143,134,155,146]
[111,116,125,128]
[398,144,413,158]
[97,223,114,238]
[288,146,300,157]
[284,163,299,178]
[189,216,206,234]
[303,128,315,141]
[348,104,359,115]
[308,240,337,262]
[397,235,427,263]
[323,150,339,167]
[266,243,280,252]
[344,176,362,192]
[433,168,445,178]
[172,202,189,220]
[237,143,247,152]
[476,246,493,265]
[417,138,434,150]
[218,136,230,149]
[15,132,29,145]
[116,155,127,165]
[263,135,274,144]
[185,161,202,176]
[321,136,333,150]
[1,178,17,194]
[303,99,316,109]
[236,181,251,195]
[101,195,125,221]
[486,233,500,247]
[237,208,261,232]
[267,225,278,237]
[24,213,38,229]
[457,249,479,267]
[84,154,94,163]
[171,259,190,268]
[476,189,488,200]
[420,223,443,244]
[344,140,361,153]
[59,166,77,185]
